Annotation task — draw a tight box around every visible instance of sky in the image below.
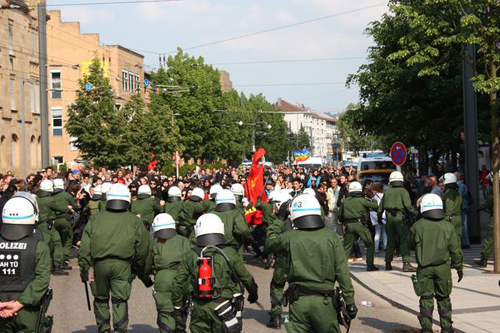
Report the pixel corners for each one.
[48,0,389,114]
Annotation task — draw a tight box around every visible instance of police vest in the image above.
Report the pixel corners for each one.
[0,234,38,301]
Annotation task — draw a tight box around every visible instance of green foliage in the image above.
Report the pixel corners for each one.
[337,103,381,153]
[66,58,127,169]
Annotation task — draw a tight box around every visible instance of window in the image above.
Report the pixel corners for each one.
[51,71,62,99]
[35,81,40,113]
[122,70,128,91]
[53,156,63,164]
[8,21,14,55]
[135,74,140,92]
[31,28,36,56]
[11,134,18,167]
[52,107,63,136]
[129,71,134,92]
[70,137,78,151]
[10,78,16,111]
[30,81,35,112]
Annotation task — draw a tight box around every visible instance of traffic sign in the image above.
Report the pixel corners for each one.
[144,79,150,88]
[390,142,407,166]
[84,82,93,91]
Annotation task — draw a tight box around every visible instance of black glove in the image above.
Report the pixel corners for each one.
[173,307,185,327]
[247,291,258,304]
[347,304,358,320]
[457,270,464,283]
[80,270,89,283]
[143,277,154,288]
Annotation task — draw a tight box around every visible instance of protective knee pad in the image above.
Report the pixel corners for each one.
[111,297,129,331]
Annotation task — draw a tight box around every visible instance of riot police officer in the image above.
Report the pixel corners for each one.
[79,183,150,333]
[178,188,205,237]
[204,184,222,213]
[266,194,357,332]
[131,185,161,230]
[0,193,52,332]
[162,186,184,221]
[52,178,77,269]
[36,179,68,276]
[230,183,246,215]
[410,194,463,333]
[441,173,463,247]
[339,181,379,271]
[140,213,192,333]
[172,213,258,333]
[98,182,112,212]
[378,171,417,272]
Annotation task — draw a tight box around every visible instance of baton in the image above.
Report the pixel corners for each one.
[84,282,92,311]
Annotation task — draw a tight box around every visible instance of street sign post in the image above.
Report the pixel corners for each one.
[390,142,407,166]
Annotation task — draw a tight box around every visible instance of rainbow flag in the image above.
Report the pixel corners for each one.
[293,149,311,162]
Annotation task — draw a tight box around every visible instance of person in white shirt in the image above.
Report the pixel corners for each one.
[370,183,387,253]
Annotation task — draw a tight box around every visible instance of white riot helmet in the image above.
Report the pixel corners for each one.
[303,188,316,196]
[290,194,324,229]
[420,193,444,220]
[215,189,236,210]
[137,185,152,199]
[152,213,177,239]
[209,184,223,199]
[39,179,54,196]
[272,192,292,211]
[53,178,65,192]
[194,213,226,246]
[441,173,457,185]
[389,171,404,184]
[190,188,205,202]
[230,183,245,200]
[106,183,131,211]
[1,196,38,240]
[167,186,182,202]
[101,182,112,194]
[92,185,103,200]
[268,190,279,203]
[348,182,363,193]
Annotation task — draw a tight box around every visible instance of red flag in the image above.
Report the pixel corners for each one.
[244,148,267,225]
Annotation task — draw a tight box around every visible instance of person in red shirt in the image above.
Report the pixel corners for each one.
[480,165,491,200]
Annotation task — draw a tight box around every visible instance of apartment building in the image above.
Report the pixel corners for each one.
[47,10,146,167]
[0,0,42,176]
[274,98,338,163]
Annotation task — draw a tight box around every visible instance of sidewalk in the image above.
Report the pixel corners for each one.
[349,245,500,333]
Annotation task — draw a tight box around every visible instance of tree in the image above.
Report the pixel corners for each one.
[66,57,127,169]
[122,94,179,168]
[337,103,380,154]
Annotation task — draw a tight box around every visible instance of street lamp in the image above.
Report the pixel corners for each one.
[237,121,272,154]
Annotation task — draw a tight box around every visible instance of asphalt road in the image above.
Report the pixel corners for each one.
[48,253,423,333]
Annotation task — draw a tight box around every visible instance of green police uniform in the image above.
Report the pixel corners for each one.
[478,191,494,261]
[141,235,192,333]
[379,185,414,264]
[203,199,217,213]
[172,245,258,333]
[52,190,78,263]
[36,195,67,268]
[410,217,463,333]
[78,210,150,333]
[83,199,100,217]
[443,185,463,247]
[212,208,255,253]
[266,221,355,333]
[0,233,51,333]
[162,199,184,221]
[178,200,205,237]
[338,193,378,267]
[131,197,161,229]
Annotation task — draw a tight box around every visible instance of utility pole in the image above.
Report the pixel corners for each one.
[38,1,50,168]
[462,44,481,244]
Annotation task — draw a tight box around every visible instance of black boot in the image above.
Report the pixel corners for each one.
[385,262,392,271]
[403,262,417,272]
[52,266,69,276]
[267,313,281,329]
[475,257,488,267]
[367,265,379,272]
[61,261,73,270]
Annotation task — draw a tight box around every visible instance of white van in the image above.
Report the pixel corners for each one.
[297,157,323,169]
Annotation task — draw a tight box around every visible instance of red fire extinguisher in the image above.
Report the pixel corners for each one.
[198,257,213,299]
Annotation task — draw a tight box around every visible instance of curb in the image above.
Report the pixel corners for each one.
[350,272,466,333]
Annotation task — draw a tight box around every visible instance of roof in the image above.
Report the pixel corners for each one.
[274,98,306,112]
[109,45,145,59]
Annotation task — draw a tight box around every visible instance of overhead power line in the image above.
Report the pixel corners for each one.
[235,82,346,87]
[132,2,386,55]
[34,0,182,8]
[211,57,366,66]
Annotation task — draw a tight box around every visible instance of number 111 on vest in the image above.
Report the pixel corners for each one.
[1,268,17,275]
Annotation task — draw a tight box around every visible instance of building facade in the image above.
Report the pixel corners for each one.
[0,0,42,176]
[46,10,146,168]
[274,98,338,163]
